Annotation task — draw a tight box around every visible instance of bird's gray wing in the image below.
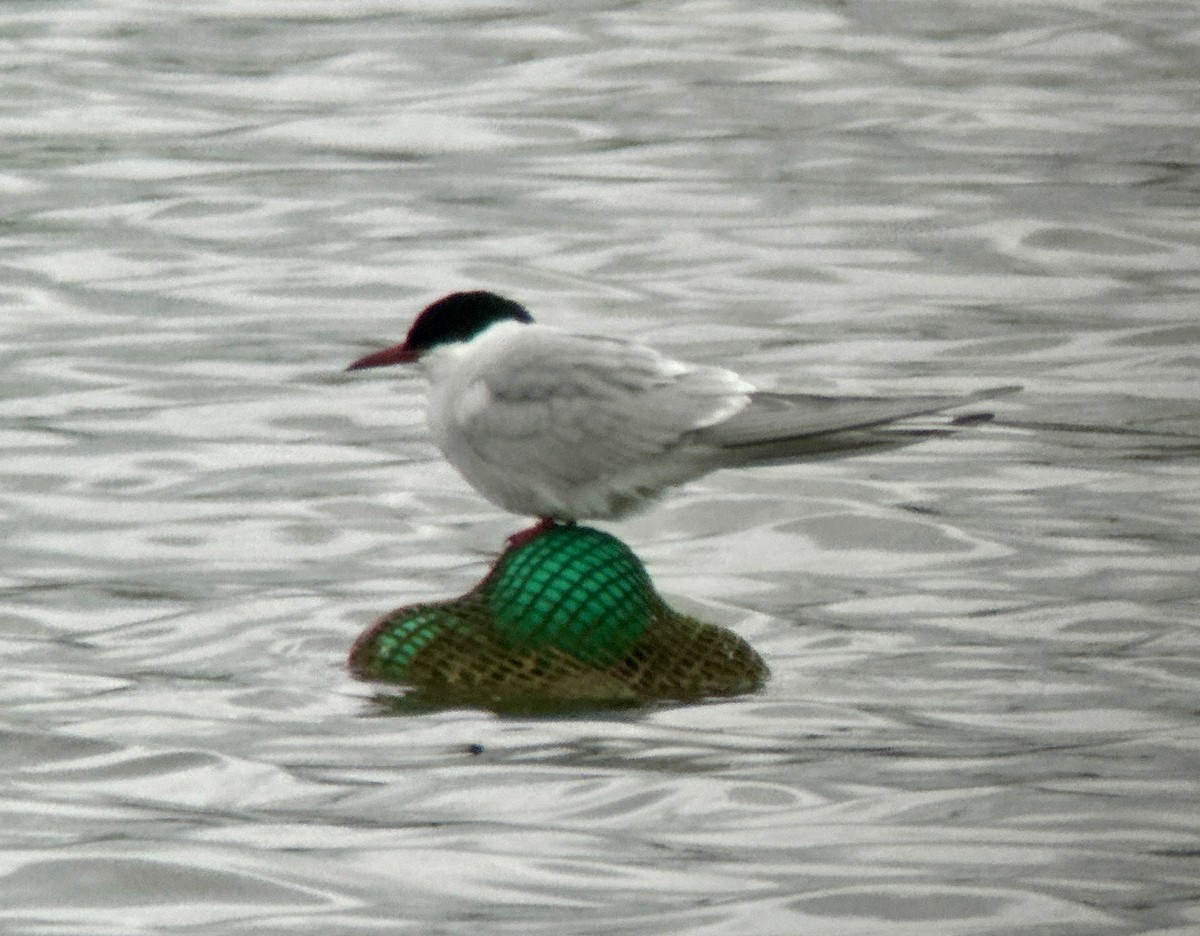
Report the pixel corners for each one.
[456,329,751,483]
[692,385,1019,461]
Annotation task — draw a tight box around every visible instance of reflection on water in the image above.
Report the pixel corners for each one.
[1,1,1198,933]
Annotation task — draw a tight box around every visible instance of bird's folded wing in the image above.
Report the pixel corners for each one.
[456,329,752,482]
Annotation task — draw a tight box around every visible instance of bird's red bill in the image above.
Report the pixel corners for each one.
[346,342,418,370]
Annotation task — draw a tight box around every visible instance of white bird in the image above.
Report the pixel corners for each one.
[347,291,1011,540]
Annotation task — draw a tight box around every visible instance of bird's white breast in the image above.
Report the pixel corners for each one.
[419,324,562,516]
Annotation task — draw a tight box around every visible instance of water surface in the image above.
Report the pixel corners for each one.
[2,2,1198,934]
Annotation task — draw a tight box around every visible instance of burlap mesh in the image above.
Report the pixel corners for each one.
[350,525,768,706]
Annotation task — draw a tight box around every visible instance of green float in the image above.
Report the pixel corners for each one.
[350,525,767,707]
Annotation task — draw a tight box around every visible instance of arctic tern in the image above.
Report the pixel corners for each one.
[347,291,1010,535]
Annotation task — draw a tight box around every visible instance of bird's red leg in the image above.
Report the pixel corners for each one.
[506,517,559,549]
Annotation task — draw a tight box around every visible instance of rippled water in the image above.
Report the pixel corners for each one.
[3,1,1199,933]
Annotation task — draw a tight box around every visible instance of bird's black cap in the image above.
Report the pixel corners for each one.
[405,291,534,355]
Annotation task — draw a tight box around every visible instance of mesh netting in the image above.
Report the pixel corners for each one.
[350,525,768,706]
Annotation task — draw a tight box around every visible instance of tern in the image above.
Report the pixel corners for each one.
[347,291,1010,542]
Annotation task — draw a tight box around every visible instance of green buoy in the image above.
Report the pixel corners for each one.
[350,525,768,707]
[487,524,654,666]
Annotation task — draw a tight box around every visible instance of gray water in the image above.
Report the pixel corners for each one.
[3,2,1199,933]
